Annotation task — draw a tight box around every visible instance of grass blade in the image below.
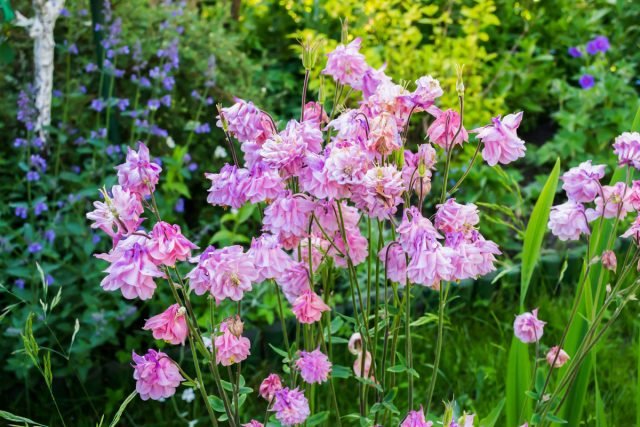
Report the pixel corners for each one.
[506,337,531,426]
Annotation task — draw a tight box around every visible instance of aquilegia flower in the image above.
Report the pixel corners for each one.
[292,289,330,324]
[613,132,640,169]
[601,250,617,272]
[148,221,198,266]
[214,317,251,366]
[87,185,144,242]
[296,348,332,384]
[116,142,162,197]
[546,346,570,368]
[514,308,546,343]
[259,373,283,401]
[322,37,369,90]
[272,387,310,426]
[592,182,633,220]
[132,349,184,401]
[263,193,316,250]
[401,406,433,427]
[208,246,258,302]
[143,304,188,345]
[427,107,468,150]
[548,200,590,241]
[475,112,526,166]
[217,98,274,144]
[561,160,606,203]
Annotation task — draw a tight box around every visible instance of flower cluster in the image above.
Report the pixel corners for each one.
[567,35,610,89]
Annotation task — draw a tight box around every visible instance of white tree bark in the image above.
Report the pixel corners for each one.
[15,0,65,139]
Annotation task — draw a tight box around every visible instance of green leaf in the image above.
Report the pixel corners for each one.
[479,397,504,427]
[520,157,560,308]
[269,343,290,359]
[332,364,352,379]
[505,337,531,426]
[0,410,45,426]
[306,411,329,426]
[109,391,137,427]
[207,395,226,413]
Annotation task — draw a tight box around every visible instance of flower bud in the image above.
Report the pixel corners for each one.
[301,36,322,71]
[455,64,465,97]
[341,18,349,44]
[216,104,229,132]
[225,315,244,337]
[601,250,617,272]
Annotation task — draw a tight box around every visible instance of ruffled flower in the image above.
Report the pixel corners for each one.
[148,221,198,266]
[116,142,162,197]
[366,112,402,157]
[143,304,188,345]
[601,250,617,272]
[427,107,468,150]
[592,182,633,219]
[352,166,404,220]
[214,318,251,366]
[406,238,454,288]
[613,132,640,169]
[132,349,183,401]
[548,201,590,241]
[379,243,407,284]
[248,233,293,282]
[263,193,316,250]
[322,37,369,90]
[402,144,437,195]
[292,290,330,324]
[561,160,606,203]
[434,199,479,235]
[514,308,545,343]
[217,98,274,144]
[259,373,283,401]
[260,120,322,177]
[87,185,144,242]
[397,207,441,257]
[245,163,285,203]
[272,387,310,426]
[401,406,432,427]
[546,346,570,368]
[405,75,443,110]
[277,262,311,304]
[475,112,526,166]
[296,348,332,384]
[205,164,250,209]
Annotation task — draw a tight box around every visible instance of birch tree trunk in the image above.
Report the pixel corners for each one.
[15,0,65,139]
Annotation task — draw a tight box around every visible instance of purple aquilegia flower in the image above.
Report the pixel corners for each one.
[579,74,595,89]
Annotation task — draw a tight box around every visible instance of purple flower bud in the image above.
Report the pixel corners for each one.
[85,63,98,73]
[44,229,56,244]
[15,206,28,219]
[174,198,185,213]
[28,242,43,253]
[148,99,161,110]
[34,201,48,216]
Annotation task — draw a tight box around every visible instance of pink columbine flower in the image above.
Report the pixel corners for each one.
[185,246,217,296]
[561,160,606,203]
[296,348,332,384]
[324,144,371,192]
[397,207,441,257]
[248,234,294,282]
[362,65,392,99]
[263,193,316,250]
[205,164,250,209]
[434,199,480,235]
[298,153,349,200]
[427,107,468,150]
[302,101,328,126]
[330,224,369,268]
[148,221,198,266]
[613,132,640,169]
[366,112,402,157]
[245,163,285,203]
[348,333,375,380]
[98,236,164,300]
[143,304,188,345]
[210,246,259,302]
[132,349,184,401]
[116,142,162,198]
[475,112,526,166]
[242,421,264,427]
[548,201,590,241]
[622,215,640,241]
[405,75,443,111]
[87,185,144,242]
[352,165,405,220]
[514,308,546,343]
[379,243,407,284]
[217,98,274,144]
[546,346,570,368]
[592,182,633,219]
[259,373,283,401]
[214,318,251,366]
[447,234,501,281]
[272,387,310,426]
[322,37,369,90]
[402,144,437,195]
[401,406,433,427]
[601,250,617,272]
[292,290,330,324]
[406,238,454,289]
[277,262,311,304]
[260,120,321,177]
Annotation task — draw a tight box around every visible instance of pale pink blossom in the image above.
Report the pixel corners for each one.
[327,110,369,144]
[330,225,369,268]
[401,406,432,427]
[352,166,404,220]
[296,348,332,384]
[402,144,436,194]
[242,421,264,427]
[259,373,283,401]
[475,112,526,166]
[245,163,285,203]
[292,290,330,324]
[622,215,640,241]
[322,37,369,90]
[248,234,293,282]
[397,207,441,257]
[601,250,617,272]
[427,107,468,150]
[208,246,258,302]
[116,143,162,197]
[592,182,633,219]
[98,236,163,300]
[214,320,251,366]
[143,304,188,345]
[205,164,250,209]
[348,333,375,380]
[185,246,217,296]
[403,75,443,111]
[277,262,311,304]
[434,199,479,235]
[366,112,402,157]
[272,387,310,426]
[148,221,198,266]
[448,235,501,280]
[362,65,392,98]
[302,101,328,126]
[548,201,590,241]
[379,243,407,283]
[263,193,315,250]
[546,346,570,368]
[561,160,606,203]
[87,185,144,242]
[324,144,371,191]
[260,120,322,176]
[217,98,274,144]
[132,349,183,401]
[298,153,349,200]
[406,238,454,288]
[613,132,640,169]
[514,308,545,343]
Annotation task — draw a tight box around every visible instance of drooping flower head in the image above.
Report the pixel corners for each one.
[292,289,330,324]
[352,165,404,220]
[260,120,322,177]
[259,373,283,401]
[548,200,590,241]
[98,236,164,300]
[148,221,198,266]
[245,163,285,203]
[434,199,479,235]
[397,207,441,257]
[561,160,606,203]
[407,238,454,288]
[87,185,144,242]
[613,132,640,169]
[427,107,468,150]
[403,75,443,111]
[132,349,184,400]
[277,262,311,304]
[402,144,437,194]
[263,193,315,250]
[592,182,633,220]
[217,98,274,144]
[379,242,407,284]
[143,304,188,345]
[296,348,332,384]
[272,387,310,426]
[601,250,617,272]
[400,406,433,427]
[514,308,545,343]
[322,37,369,90]
[205,164,250,209]
[248,233,293,282]
[208,246,258,302]
[475,112,526,166]
[214,317,251,366]
[116,143,162,197]
[366,112,402,157]
[302,101,328,127]
[546,346,570,368]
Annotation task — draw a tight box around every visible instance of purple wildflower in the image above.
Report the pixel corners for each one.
[579,74,595,89]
